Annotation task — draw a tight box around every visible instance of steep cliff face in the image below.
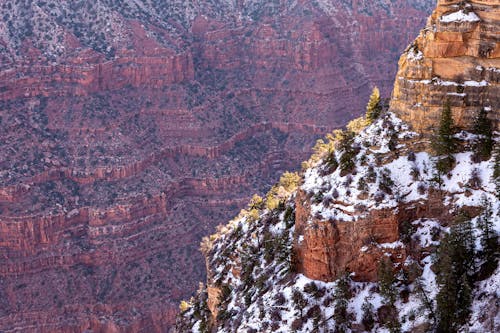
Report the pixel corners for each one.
[177,1,500,332]
[0,1,437,332]
[390,0,500,133]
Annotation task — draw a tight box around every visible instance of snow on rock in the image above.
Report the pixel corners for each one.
[407,48,423,62]
[440,10,480,23]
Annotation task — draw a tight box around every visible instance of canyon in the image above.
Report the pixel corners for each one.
[0,1,434,331]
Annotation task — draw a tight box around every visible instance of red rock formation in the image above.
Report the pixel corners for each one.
[294,188,454,281]
[294,0,499,284]
[391,0,500,133]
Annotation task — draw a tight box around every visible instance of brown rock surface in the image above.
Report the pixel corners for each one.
[0,1,434,331]
[390,0,500,133]
[294,188,456,282]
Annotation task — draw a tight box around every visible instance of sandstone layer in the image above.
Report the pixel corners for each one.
[294,187,453,282]
[391,0,500,133]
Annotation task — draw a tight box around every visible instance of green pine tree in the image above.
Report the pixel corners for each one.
[334,272,352,333]
[472,107,493,161]
[435,214,476,332]
[378,258,397,305]
[433,100,457,174]
[366,87,382,123]
[477,196,498,276]
[361,299,375,331]
[492,143,500,199]
[377,258,401,333]
[338,130,356,175]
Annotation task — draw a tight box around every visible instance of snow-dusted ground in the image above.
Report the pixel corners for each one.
[179,112,499,332]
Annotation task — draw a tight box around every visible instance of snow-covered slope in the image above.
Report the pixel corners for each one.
[176,112,499,332]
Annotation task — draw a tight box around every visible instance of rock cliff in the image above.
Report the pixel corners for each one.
[391,0,500,133]
[0,1,436,332]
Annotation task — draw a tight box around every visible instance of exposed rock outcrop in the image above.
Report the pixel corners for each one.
[391,0,500,133]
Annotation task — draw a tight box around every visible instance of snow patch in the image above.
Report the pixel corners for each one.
[440,10,480,23]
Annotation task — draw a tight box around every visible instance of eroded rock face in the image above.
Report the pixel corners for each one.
[294,187,455,282]
[390,0,500,133]
[0,1,434,331]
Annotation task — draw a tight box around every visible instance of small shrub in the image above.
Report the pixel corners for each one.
[407,151,416,162]
[468,168,481,188]
[291,318,304,331]
[374,191,385,203]
[274,292,286,306]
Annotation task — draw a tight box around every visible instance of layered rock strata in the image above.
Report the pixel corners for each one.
[391,0,500,133]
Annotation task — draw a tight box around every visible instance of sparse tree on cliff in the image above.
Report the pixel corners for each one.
[333,272,352,333]
[377,258,401,333]
[338,130,357,175]
[472,107,493,161]
[361,298,375,331]
[492,143,500,199]
[435,213,475,333]
[432,100,456,174]
[477,196,498,275]
[366,87,382,123]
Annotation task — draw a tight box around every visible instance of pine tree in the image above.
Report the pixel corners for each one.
[334,272,352,333]
[477,196,498,275]
[292,288,307,319]
[378,258,397,305]
[435,214,476,332]
[432,100,456,174]
[361,299,375,331]
[338,130,356,175]
[472,107,493,161]
[366,87,382,123]
[493,143,500,199]
[377,258,401,333]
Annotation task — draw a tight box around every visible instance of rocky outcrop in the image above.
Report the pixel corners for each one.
[294,188,453,281]
[176,1,499,330]
[391,0,500,133]
[294,0,500,285]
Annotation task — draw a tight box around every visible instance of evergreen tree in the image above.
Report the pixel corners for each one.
[366,87,382,123]
[472,107,493,161]
[334,272,352,333]
[338,130,357,175]
[292,288,307,319]
[377,258,401,333]
[477,196,498,275]
[435,214,476,332]
[493,143,500,199]
[361,299,375,331]
[432,100,456,173]
[378,258,397,305]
